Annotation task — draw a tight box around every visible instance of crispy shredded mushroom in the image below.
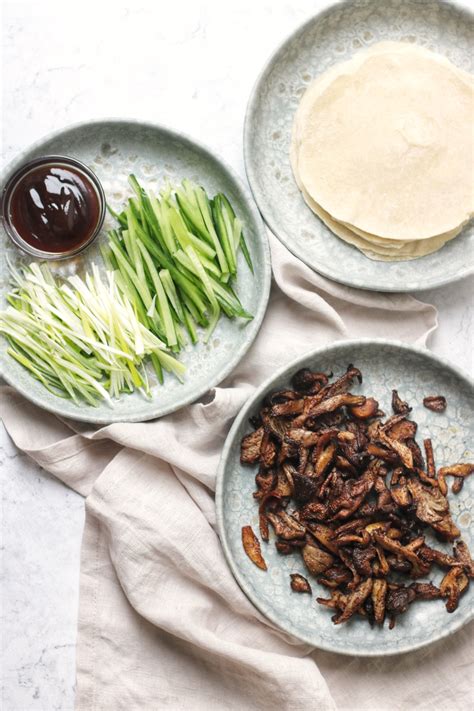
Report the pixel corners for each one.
[423,395,447,412]
[349,397,379,420]
[392,389,411,415]
[452,477,464,495]
[454,541,474,578]
[240,365,473,627]
[372,578,388,624]
[241,526,267,570]
[410,582,441,600]
[290,573,312,593]
[333,578,373,624]
[240,428,264,464]
[439,567,469,612]
[438,463,474,496]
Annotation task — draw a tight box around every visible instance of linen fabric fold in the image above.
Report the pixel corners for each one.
[4,234,470,711]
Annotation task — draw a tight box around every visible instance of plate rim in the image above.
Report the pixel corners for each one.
[243,0,474,292]
[0,117,272,423]
[216,337,474,656]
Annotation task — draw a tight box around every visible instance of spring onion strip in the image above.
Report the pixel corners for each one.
[0,263,184,405]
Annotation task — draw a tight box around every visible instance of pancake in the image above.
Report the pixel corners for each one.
[291,42,474,251]
[299,184,461,261]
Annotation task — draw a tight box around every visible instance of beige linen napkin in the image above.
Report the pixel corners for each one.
[3,234,471,710]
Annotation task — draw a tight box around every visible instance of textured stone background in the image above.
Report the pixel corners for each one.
[1,1,473,708]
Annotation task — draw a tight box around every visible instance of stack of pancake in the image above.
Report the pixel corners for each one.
[290,42,474,261]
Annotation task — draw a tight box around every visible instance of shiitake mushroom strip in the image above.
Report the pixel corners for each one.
[240,365,473,627]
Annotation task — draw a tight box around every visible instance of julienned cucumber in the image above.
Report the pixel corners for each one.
[103,175,253,351]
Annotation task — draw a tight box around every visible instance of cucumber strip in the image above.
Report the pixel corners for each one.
[184,245,218,310]
[182,307,198,344]
[100,243,117,273]
[159,269,185,323]
[181,293,204,326]
[186,230,216,261]
[212,195,236,275]
[167,205,193,252]
[175,325,187,350]
[239,232,254,273]
[125,206,144,266]
[109,241,154,312]
[168,270,208,316]
[113,270,151,331]
[151,197,178,254]
[204,304,220,343]
[173,247,220,279]
[125,225,209,311]
[150,352,164,384]
[175,180,212,243]
[107,203,128,229]
[137,240,177,347]
[207,276,252,319]
[194,186,229,277]
[155,349,186,381]
[130,176,170,253]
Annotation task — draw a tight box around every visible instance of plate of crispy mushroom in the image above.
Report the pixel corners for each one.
[216,339,474,655]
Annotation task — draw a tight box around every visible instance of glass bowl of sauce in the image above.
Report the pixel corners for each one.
[1,155,106,259]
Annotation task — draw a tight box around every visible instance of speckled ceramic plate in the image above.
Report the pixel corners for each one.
[0,119,271,423]
[216,339,473,656]
[244,0,474,292]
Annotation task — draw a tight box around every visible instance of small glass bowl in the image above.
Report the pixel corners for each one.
[1,155,106,260]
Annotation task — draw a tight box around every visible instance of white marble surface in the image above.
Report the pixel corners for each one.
[1,1,473,709]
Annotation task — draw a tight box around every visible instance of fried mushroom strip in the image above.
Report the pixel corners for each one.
[291,368,329,395]
[290,573,312,594]
[240,427,264,464]
[392,389,411,415]
[409,582,441,600]
[302,542,335,576]
[292,393,366,428]
[454,541,474,578]
[239,364,473,630]
[372,578,388,624]
[407,480,460,540]
[267,510,306,540]
[372,532,430,578]
[242,526,267,570]
[332,578,373,625]
[439,567,469,613]
[386,585,416,628]
[423,395,447,413]
[437,463,474,496]
[349,397,379,420]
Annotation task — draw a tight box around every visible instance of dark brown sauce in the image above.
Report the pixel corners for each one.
[8,162,101,253]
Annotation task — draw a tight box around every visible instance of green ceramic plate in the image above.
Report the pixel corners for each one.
[244,0,473,291]
[0,120,271,423]
[216,339,473,655]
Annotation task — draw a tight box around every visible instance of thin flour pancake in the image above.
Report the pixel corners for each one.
[299,184,462,261]
[291,42,473,164]
[291,42,472,255]
[292,42,474,242]
[290,42,443,173]
[338,213,466,248]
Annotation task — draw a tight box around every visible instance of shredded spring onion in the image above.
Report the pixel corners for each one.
[0,261,185,406]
